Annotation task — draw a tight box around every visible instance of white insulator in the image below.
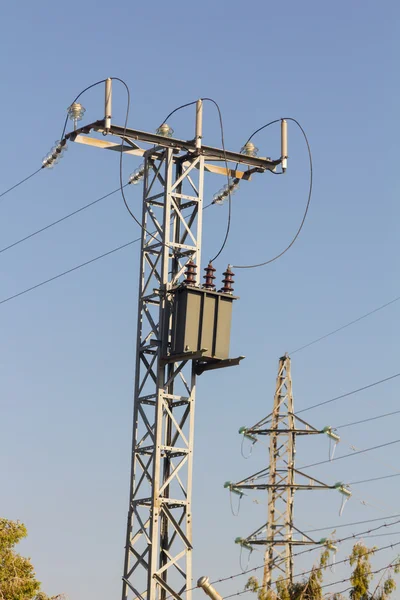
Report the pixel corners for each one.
[156,123,174,137]
[67,102,86,122]
[240,141,258,157]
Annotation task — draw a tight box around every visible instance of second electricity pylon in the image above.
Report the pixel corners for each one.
[65,79,288,600]
[226,355,349,590]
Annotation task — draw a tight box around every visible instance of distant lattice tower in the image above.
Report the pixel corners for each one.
[225,355,350,590]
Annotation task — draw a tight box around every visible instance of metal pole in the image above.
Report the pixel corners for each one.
[281,119,287,172]
[197,577,223,600]
[105,78,112,133]
[195,100,203,150]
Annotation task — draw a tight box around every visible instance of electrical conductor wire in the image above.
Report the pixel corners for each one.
[60,78,108,141]
[297,372,400,414]
[290,294,400,354]
[201,97,232,263]
[334,408,400,430]
[0,167,43,202]
[300,437,400,470]
[233,118,312,269]
[0,186,124,255]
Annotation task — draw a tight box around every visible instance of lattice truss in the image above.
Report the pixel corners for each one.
[122,147,204,600]
[229,356,334,589]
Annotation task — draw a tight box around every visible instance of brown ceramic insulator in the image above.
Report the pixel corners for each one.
[184,260,197,285]
[203,262,216,290]
[221,266,235,294]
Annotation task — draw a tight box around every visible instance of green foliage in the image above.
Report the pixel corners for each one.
[0,518,61,600]
[244,543,399,600]
[349,542,374,600]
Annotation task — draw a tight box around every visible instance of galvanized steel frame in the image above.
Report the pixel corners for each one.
[122,147,204,600]
[231,356,332,591]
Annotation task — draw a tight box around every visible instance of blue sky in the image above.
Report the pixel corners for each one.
[0,1,399,598]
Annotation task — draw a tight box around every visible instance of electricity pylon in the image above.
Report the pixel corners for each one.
[65,80,288,600]
[227,355,349,590]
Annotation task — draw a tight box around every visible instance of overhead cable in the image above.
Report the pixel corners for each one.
[300,438,400,470]
[0,238,141,306]
[334,408,400,430]
[233,118,312,269]
[347,473,400,486]
[304,513,400,534]
[290,294,400,354]
[0,187,123,255]
[202,98,231,263]
[0,167,43,202]
[220,541,400,599]
[297,372,400,414]
[60,78,108,140]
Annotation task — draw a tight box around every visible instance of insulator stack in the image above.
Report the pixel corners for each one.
[42,138,68,169]
[184,260,197,285]
[203,262,216,290]
[221,266,234,294]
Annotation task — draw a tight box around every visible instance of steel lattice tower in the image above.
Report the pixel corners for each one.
[65,82,288,600]
[227,355,347,590]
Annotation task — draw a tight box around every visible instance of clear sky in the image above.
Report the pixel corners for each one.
[0,1,399,599]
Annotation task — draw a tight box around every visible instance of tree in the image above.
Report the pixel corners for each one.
[244,542,399,600]
[0,518,63,600]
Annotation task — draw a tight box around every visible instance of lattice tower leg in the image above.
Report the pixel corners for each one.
[262,356,295,590]
[122,148,204,600]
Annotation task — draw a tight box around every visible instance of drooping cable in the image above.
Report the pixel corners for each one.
[115,78,144,231]
[159,96,232,262]
[60,78,108,141]
[0,167,44,202]
[232,118,312,269]
[290,294,400,354]
[297,372,400,414]
[159,100,198,128]
[201,98,231,263]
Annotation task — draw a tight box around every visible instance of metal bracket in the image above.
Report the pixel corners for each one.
[161,349,209,364]
[194,356,245,376]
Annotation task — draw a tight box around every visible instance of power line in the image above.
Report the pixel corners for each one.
[0,167,43,202]
[160,100,198,127]
[166,520,400,600]
[222,541,400,598]
[0,238,141,306]
[202,98,231,264]
[60,78,108,140]
[0,187,123,255]
[232,118,312,269]
[208,520,400,590]
[290,294,400,354]
[334,408,400,430]
[304,513,400,534]
[297,372,400,414]
[164,520,400,600]
[300,438,400,470]
[0,199,216,307]
[348,473,400,486]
